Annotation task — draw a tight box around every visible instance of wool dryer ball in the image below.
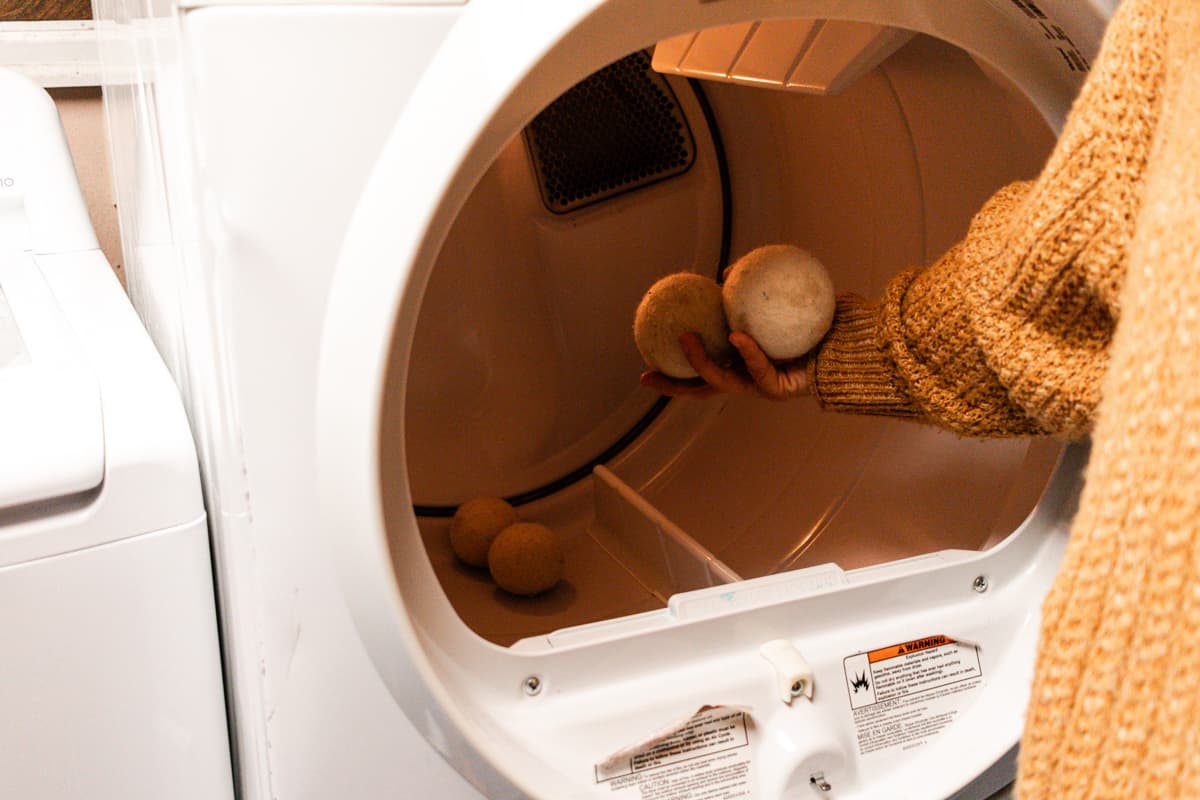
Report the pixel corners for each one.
[722,245,836,361]
[634,273,735,379]
[488,522,564,596]
[449,496,519,568]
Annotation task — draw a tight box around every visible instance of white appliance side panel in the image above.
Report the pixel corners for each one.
[178,7,486,799]
[0,249,205,567]
[0,518,232,800]
[0,250,104,511]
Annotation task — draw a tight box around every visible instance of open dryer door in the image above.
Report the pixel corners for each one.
[317,1,1109,797]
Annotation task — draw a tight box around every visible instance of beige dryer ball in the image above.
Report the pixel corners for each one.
[449,496,519,568]
[488,522,564,596]
[634,272,734,379]
[722,245,835,360]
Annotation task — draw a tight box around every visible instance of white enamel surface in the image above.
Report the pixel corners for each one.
[0,72,202,559]
[0,69,96,253]
[0,520,233,800]
[0,252,104,511]
[160,7,492,799]
[0,248,204,565]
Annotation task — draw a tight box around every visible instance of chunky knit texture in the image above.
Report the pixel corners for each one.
[808,0,1165,440]
[1021,1,1200,796]
[804,0,1200,794]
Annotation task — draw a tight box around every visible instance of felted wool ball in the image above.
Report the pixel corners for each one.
[450,496,519,568]
[634,273,734,379]
[722,245,835,360]
[488,522,564,596]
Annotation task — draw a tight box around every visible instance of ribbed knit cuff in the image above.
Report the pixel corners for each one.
[808,291,923,417]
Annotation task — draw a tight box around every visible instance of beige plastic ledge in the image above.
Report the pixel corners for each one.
[652,19,915,95]
[590,465,741,602]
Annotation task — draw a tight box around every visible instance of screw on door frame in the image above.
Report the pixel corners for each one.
[972,575,989,593]
[790,679,806,697]
[523,676,543,696]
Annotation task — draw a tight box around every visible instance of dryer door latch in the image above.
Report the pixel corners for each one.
[760,639,814,704]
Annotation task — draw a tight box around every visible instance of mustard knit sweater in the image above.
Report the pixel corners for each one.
[808,0,1200,794]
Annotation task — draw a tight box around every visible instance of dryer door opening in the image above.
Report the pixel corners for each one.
[318,2,1106,798]
[401,31,1063,648]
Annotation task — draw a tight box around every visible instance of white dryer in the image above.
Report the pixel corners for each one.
[96,1,1113,797]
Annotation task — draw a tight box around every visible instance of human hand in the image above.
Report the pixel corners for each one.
[639,332,810,401]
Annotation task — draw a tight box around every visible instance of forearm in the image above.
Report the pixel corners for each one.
[805,291,923,421]
[809,0,1160,439]
[808,184,1048,437]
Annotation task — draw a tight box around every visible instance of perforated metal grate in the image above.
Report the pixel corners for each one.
[524,51,696,214]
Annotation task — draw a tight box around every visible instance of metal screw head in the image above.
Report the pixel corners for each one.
[523,676,543,696]
[972,575,989,593]
[790,679,806,696]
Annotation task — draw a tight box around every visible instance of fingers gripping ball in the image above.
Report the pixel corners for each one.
[450,496,519,568]
[488,522,564,596]
[722,245,835,361]
[634,273,734,379]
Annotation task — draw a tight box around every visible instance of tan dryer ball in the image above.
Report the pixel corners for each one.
[488,522,564,596]
[634,272,734,379]
[722,245,836,361]
[449,496,519,568]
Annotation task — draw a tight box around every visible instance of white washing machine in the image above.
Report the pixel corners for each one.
[96,1,1112,798]
[0,69,232,799]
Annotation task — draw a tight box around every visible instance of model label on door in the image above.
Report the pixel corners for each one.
[843,635,983,758]
[596,706,753,799]
[1003,0,1091,72]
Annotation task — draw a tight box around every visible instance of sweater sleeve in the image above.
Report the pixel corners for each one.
[810,184,1048,438]
[806,0,1163,440]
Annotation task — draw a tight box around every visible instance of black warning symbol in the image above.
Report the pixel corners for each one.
[851,672,870,693]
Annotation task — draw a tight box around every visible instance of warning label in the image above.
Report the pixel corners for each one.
[843,635,983,758]
[596,707,753,799]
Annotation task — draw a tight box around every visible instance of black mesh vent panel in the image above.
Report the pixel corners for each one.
[524,51,696,214]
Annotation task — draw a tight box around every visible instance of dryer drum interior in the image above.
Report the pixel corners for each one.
[395,26,1062,648]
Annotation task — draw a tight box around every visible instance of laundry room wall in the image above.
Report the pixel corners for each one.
[50,86,123,286]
